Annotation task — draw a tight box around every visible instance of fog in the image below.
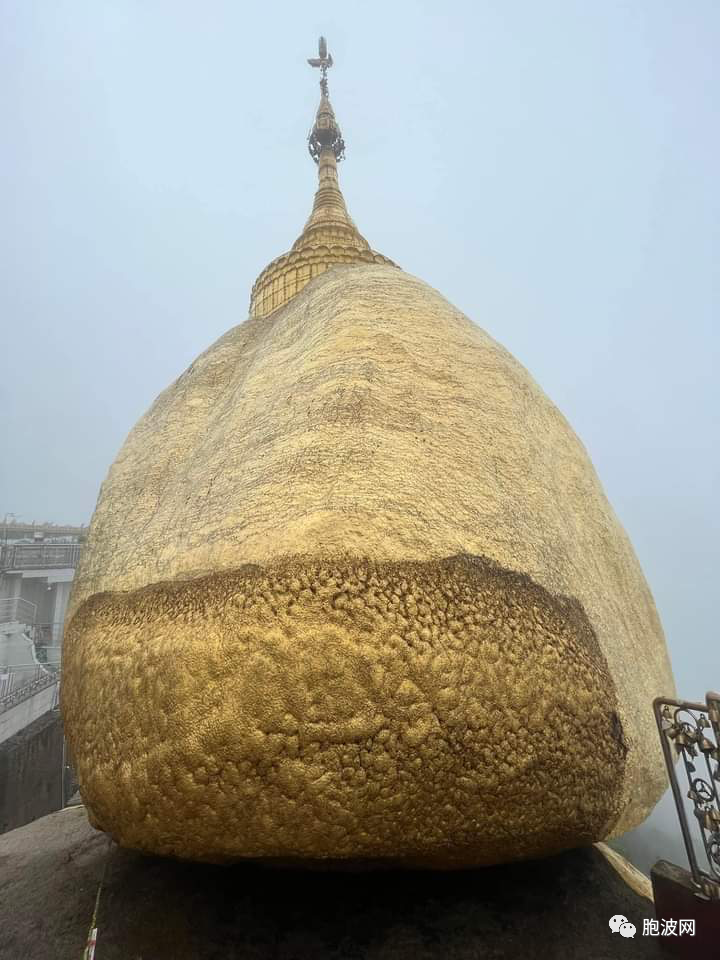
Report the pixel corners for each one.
[1,1,718,873]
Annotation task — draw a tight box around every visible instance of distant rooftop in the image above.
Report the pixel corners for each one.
[1,522,87,540]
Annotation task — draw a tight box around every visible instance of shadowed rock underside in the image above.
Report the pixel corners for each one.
[63,555,627,865]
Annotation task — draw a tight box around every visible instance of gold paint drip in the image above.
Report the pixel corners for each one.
[249,38,396,320]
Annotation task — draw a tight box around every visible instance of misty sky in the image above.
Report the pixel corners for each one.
[1,1,719,860]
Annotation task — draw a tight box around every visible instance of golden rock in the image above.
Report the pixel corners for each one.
[61,43,674,866]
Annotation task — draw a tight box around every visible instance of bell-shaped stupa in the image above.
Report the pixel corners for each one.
[62,39,675,867]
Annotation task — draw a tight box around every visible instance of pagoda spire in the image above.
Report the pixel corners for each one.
[297,38,358,245]
[306,36,345,163]
[249,37,397,320]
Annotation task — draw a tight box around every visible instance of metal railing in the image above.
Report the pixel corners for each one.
[0,543,83,570]
[2,523,86,540]
[0,597,38,626]
[0,664,49,700]
[0,666,60,715]
[654,692,720,900]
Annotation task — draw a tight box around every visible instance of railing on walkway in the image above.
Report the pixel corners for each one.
[0,597,38,626]
[0,666,60,715]
[2,523,86,540]
[0,542,83,570]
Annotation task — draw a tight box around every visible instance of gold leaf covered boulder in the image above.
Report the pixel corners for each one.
[61,42,674,867]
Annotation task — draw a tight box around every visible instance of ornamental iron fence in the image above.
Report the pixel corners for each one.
[654,692,720,900]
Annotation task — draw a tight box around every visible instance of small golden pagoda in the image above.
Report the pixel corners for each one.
[249,37,396,319]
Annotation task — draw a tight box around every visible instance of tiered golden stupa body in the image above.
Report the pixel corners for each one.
[61,40,675,866]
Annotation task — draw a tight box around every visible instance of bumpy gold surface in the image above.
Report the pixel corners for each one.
[64,556,625,864]
[63,265,675,864]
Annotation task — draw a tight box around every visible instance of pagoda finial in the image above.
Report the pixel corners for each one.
[307,35,333,96]
[307,37,345,164]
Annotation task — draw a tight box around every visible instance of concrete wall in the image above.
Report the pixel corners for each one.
[52,580,71,643]
[0,708,70,835]
[0,682,58,744]
[0,572,22,601]
[20,578,54,623]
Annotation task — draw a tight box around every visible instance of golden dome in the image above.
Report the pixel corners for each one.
[249,41,397,320]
